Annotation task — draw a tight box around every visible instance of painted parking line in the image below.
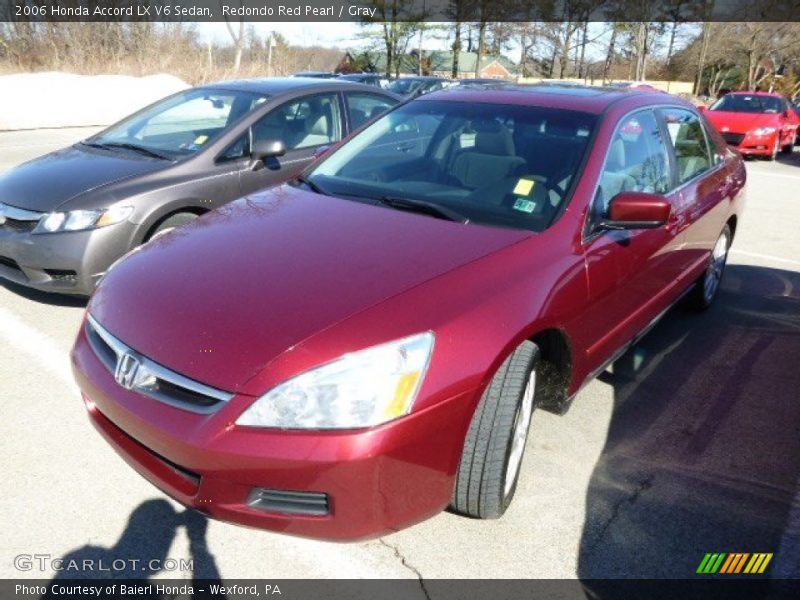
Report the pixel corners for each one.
[746,169,800,181]
[0,306,77,387]
[731,249,800,269]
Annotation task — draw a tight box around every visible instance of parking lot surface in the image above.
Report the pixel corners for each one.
[2,128,799,582]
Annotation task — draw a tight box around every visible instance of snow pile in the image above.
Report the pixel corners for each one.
[0,72,190,131]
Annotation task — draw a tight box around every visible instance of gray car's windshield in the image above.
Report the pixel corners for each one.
[387,79,428,95]
[709,94,783,114]
[307,100,597,232]
[88,88,269,159]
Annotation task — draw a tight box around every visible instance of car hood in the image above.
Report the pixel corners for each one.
[0,144,168,212]
[89,185,530,393]
[704,111,779,133]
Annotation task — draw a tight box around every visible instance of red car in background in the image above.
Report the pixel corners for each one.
[71,85,746,540]
[702,91,799,159]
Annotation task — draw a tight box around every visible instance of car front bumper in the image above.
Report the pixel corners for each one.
[727,131,780,156]
[0,220,138,295]
[71,323,476,541]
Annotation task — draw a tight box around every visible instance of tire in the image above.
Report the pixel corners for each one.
[145,212,198,242]
[452,341,539,519]
[687,225,731,311]
[781,141,793,154]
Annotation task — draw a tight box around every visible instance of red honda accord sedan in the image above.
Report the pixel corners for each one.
[71,84,746,540]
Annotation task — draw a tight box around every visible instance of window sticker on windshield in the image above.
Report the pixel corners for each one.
[513,197,536,214]
[513,178,535,196]
[459,133,476,148]
[194,135,209,145]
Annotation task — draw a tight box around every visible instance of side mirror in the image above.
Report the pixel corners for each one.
[251,139,286,160]
[313,145,331,159]
[697,105,707,112]
[600,192,672,230]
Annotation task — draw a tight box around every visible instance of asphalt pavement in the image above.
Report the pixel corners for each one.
[1,128,799,584]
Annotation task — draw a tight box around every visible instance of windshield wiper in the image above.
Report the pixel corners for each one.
[81,140,172,160]
[376,196,469,223]
[295,174,328,195]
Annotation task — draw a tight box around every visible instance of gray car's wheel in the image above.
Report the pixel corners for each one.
[688,225,731,311]
[146,212,198,242]
[452,340,539,519]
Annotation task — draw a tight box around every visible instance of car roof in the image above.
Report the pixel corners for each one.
[416,83,685,114]
[725,90,784,98]
[397,76,448,81]
[198,77,384,95]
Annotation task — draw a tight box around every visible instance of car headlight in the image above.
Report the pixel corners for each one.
[751,127,777,136]
[236,332,435,430]
[33,205,133,234]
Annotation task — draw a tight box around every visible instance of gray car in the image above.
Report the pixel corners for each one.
[0,78,400,295]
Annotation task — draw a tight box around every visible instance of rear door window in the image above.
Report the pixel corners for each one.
[344,93,398,130]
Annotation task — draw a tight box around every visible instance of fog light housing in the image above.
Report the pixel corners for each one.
[246,487,330,516]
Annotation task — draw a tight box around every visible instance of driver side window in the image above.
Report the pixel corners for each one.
[595,109,670,219]
[252,94,342,151]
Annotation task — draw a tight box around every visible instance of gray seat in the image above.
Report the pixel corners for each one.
[451,121,525,189]
[296,113,331,148]
[598,138,635,213]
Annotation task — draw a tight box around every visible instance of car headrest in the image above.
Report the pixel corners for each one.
[472,120,515,155]
[608,138,626,171]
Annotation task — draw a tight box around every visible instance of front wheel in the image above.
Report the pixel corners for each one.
[451,341,539,519]
[688,225,731,311]
[145,211,198,242]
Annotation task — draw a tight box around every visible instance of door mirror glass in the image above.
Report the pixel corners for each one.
[252,139,286,160]
[602,192,671,230]
[313,145,331,159]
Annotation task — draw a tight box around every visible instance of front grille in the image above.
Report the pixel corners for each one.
[86,314,234,414]
[43,268,77,282]
[247,488,330,516]
[722,132,745,146]
[0,255,22,271]
[0,203,41,233]
[1,218,37,233]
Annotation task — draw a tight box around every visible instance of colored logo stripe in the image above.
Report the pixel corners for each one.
[744,553,773,574]
[697,553,726,574]
[697,553,773,574]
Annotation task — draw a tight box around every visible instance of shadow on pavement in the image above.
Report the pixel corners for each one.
[1,279,87,308]
[43,499,224,597]
[578,264,800,585]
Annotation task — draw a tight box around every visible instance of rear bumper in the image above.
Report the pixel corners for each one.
[0,220,137,295]
[71,324,475,541]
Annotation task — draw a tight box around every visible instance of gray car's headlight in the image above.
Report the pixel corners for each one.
[33,205,133,234]
[236,332,435,430]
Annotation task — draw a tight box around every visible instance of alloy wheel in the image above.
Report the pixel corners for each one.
[504,370,536,497]
[703,230,729,304]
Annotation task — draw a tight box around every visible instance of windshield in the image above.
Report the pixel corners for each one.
[307,100,597,232]
[709,94,783,114]
[89,88,268,158]
[387,79,425,94]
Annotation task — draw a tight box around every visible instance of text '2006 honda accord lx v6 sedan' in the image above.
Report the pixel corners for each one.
[0,78,399,295]
[71,84,746,540]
